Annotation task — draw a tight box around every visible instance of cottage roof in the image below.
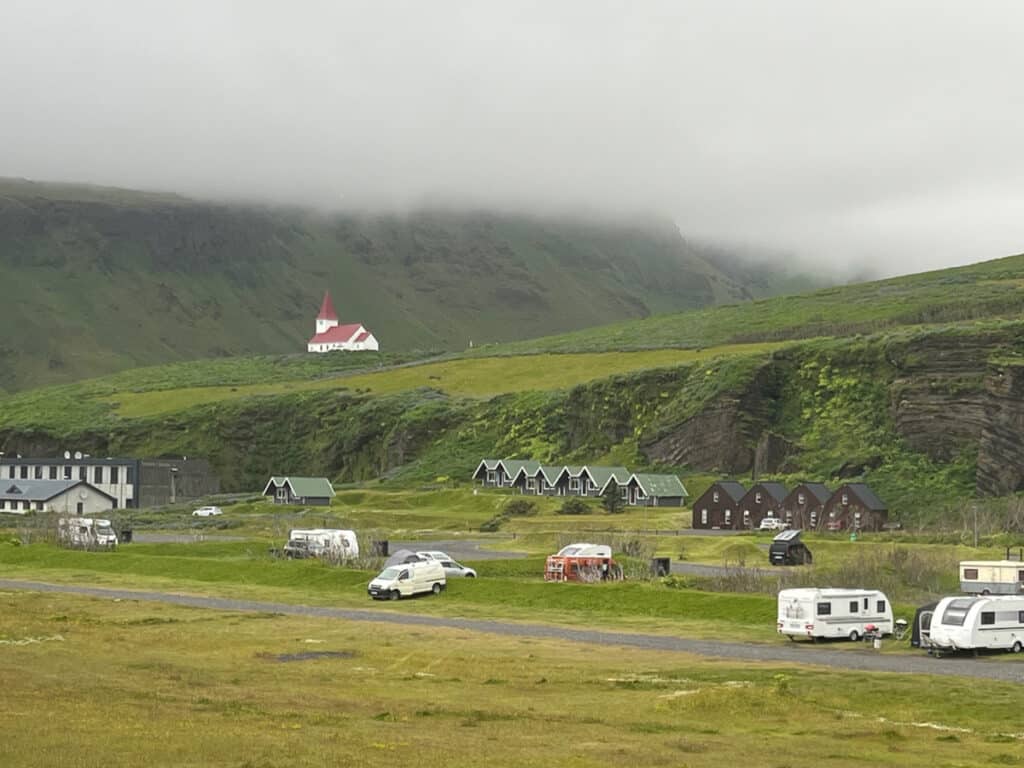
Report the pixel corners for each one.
[586,466,630,491]
[262,476,336,499]
[708,481,747,502]
[472,459,501,478]
[842,483,887,511]
[0,479,115,503]
[309,323,364,345]
[791,482,831,504]
[631,473,688,498]
[747,482,789,503]
[508,461,543,482]
[317,291,338,321]
[500,459,533,477]
[539,465,562,484]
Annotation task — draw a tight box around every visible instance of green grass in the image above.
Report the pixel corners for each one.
[2,589,1023,767]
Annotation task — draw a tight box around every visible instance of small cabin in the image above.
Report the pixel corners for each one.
[262,476,335,506]
[821,483,888,532]
[691,481,747,529]
[781,482,831,530]
[737,482,789,529]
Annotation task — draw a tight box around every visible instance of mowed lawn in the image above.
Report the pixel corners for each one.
[1,590,1022,767]
[108,343,785,417]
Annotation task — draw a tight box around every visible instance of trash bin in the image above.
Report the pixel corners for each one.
[372,540,389,557]
[120,529,133,544]
[650,557,671,577]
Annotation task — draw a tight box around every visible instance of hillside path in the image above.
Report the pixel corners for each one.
[2,579,1022,683]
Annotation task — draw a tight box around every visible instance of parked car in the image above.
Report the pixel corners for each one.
[368,560,446,600]
[192,506,223,517]
[415,551,478,578]
[758,517,788,531]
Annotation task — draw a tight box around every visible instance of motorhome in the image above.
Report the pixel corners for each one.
[283,529,359,561]
[58,517,118,550]
[927,595,1024,654]
[777,588,893,641]
[367,559,446,600]
[544,543,622,583]
[959,560,1024,595]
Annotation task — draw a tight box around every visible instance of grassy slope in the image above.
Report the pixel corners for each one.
[0,177,823,392]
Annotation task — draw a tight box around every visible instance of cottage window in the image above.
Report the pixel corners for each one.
[724,509,732,525]
[810,511,817,527]
[36,502,43,511]
[0,500,4,509]
[712,491,719,502]
[980,611,995,626]
[569,478,580,492]
[841,493,849,505]
[23,500,30,510]
[487,471,496,483]
[816,603,831,616]
[853,512,862,529]
[849,601,859,613]
[785,510,793,523]
[526,477,536,491]
[754,492,762,503]
[743,510,750,524]
[963,568,978,580]
[620,487,629,500]
[701,509,708,525]
[797,493,805,505]
[877,600,886,613]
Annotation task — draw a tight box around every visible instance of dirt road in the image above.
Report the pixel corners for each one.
[2,578,1021,683]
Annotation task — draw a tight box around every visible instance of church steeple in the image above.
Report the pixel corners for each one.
[316,291,339,334]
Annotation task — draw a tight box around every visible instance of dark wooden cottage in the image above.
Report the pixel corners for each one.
[625,473,688,507]
[737,482,789,529]
[262,476,335,506]
[691,481,747,529]
[781,482,832,530]
[821,483,888,532]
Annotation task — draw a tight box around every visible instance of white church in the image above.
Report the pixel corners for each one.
[307,291,380,353]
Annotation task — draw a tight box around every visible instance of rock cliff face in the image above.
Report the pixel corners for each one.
[976,361,1024,496]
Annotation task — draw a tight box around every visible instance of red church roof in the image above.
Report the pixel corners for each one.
[309,323,363,345]
[354,331,371,342]
[317,291,338,321]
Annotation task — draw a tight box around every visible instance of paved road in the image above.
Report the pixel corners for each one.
[2,579,1021,683]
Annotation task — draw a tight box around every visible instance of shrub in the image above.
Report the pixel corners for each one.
[557,498,593,516]
[479,515,505,532]
[502,499,537,517]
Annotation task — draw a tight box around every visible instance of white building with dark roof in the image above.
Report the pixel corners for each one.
[0,479,116,515]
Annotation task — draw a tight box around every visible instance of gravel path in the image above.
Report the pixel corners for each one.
[2,578,1022,683]
[388,539,526,561]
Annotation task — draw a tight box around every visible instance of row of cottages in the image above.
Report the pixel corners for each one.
[472,460,687,506]
[692,481,889,532]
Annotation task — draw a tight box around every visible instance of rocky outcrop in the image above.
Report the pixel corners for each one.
[976,361,1024,496]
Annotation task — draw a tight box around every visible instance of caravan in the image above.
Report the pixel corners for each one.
[927,595,1024,654]
[283,529,359,561]
[959,560,1024,595]
[777,588,893,641]
[58,517,118,550]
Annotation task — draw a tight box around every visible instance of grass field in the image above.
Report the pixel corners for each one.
[2,589,1023,767]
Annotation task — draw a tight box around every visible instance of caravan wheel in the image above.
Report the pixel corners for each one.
[1012,641,1022,654]
[848,630,860,642]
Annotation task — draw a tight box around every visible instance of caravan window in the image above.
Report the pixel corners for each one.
[1018,570,1024,583]
[849,601,859,613]
[963,568,978,580]
[941,598,976,626]
[816,603,831,616]
[877,600,886,613]
[863,598,868,610]
[1018,611,1024,624]
[980,611,995,626]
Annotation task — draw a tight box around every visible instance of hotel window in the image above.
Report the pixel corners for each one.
[7,466,13,478]
[20,466,28,478]
[34,466,42,479]
[79,467,87,480]
[126,466,134,484]
[94,467,103,484]
[110,467,119,484]
[64,466,72,479]
[49,466,57,479]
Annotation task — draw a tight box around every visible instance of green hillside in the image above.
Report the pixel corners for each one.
[0,178,820,392]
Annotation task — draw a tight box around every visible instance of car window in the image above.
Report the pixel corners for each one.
[442,561,454,567]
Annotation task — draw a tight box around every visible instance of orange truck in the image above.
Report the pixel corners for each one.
[544,543,623,583]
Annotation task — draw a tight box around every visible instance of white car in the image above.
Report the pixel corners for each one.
[758,517,788,531]
[415,551,478,578]
[192,506,223,517]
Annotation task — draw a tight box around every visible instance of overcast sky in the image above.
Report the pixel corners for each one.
[2,1,1023,277]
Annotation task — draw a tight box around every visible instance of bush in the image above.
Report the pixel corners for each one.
[479,515,505,532]
[502,499,537,517]
[556,498,593,516]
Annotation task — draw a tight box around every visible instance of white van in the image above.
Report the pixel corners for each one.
[368,559,446,600]
[777,588,893,641]
[284,529,359,561]
[928,595,1024,654]
[58,517,118,550]
[959,561,1024,595]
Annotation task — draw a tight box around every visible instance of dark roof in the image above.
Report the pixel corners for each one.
[706,481,746,502]
[0,479,116,503]
[795,482,832,504]
[748,482,789,503]
[1,457,139,467]
[842,483,887,511]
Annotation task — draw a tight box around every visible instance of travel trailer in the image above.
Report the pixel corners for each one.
[927,595,1024,654]
[777,588,893,641]
[544,543,623,582]
[283,529,359,561]
[58,517,118,550]
[367,559,446,600]
[959,560,1024,595]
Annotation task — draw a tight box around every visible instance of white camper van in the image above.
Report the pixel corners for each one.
[927,595,1024,654]
[58,517,118,550]
[959,560,1024,595]
[284,529,359,561]
[367,559,446,600]
[777,588,893,641]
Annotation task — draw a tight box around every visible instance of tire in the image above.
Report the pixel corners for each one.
[849,630,860,642]
[1012,641,1022,654]
[389,590,400,601]
[465,574,476,578]
[982,589,991,596]
[431,582,442,594]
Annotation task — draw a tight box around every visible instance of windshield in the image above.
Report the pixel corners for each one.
[941,598,978,626]
[377,568,400,580]
[96,526,115,536]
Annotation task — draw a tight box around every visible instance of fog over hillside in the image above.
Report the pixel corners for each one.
[2,1,1024,277]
